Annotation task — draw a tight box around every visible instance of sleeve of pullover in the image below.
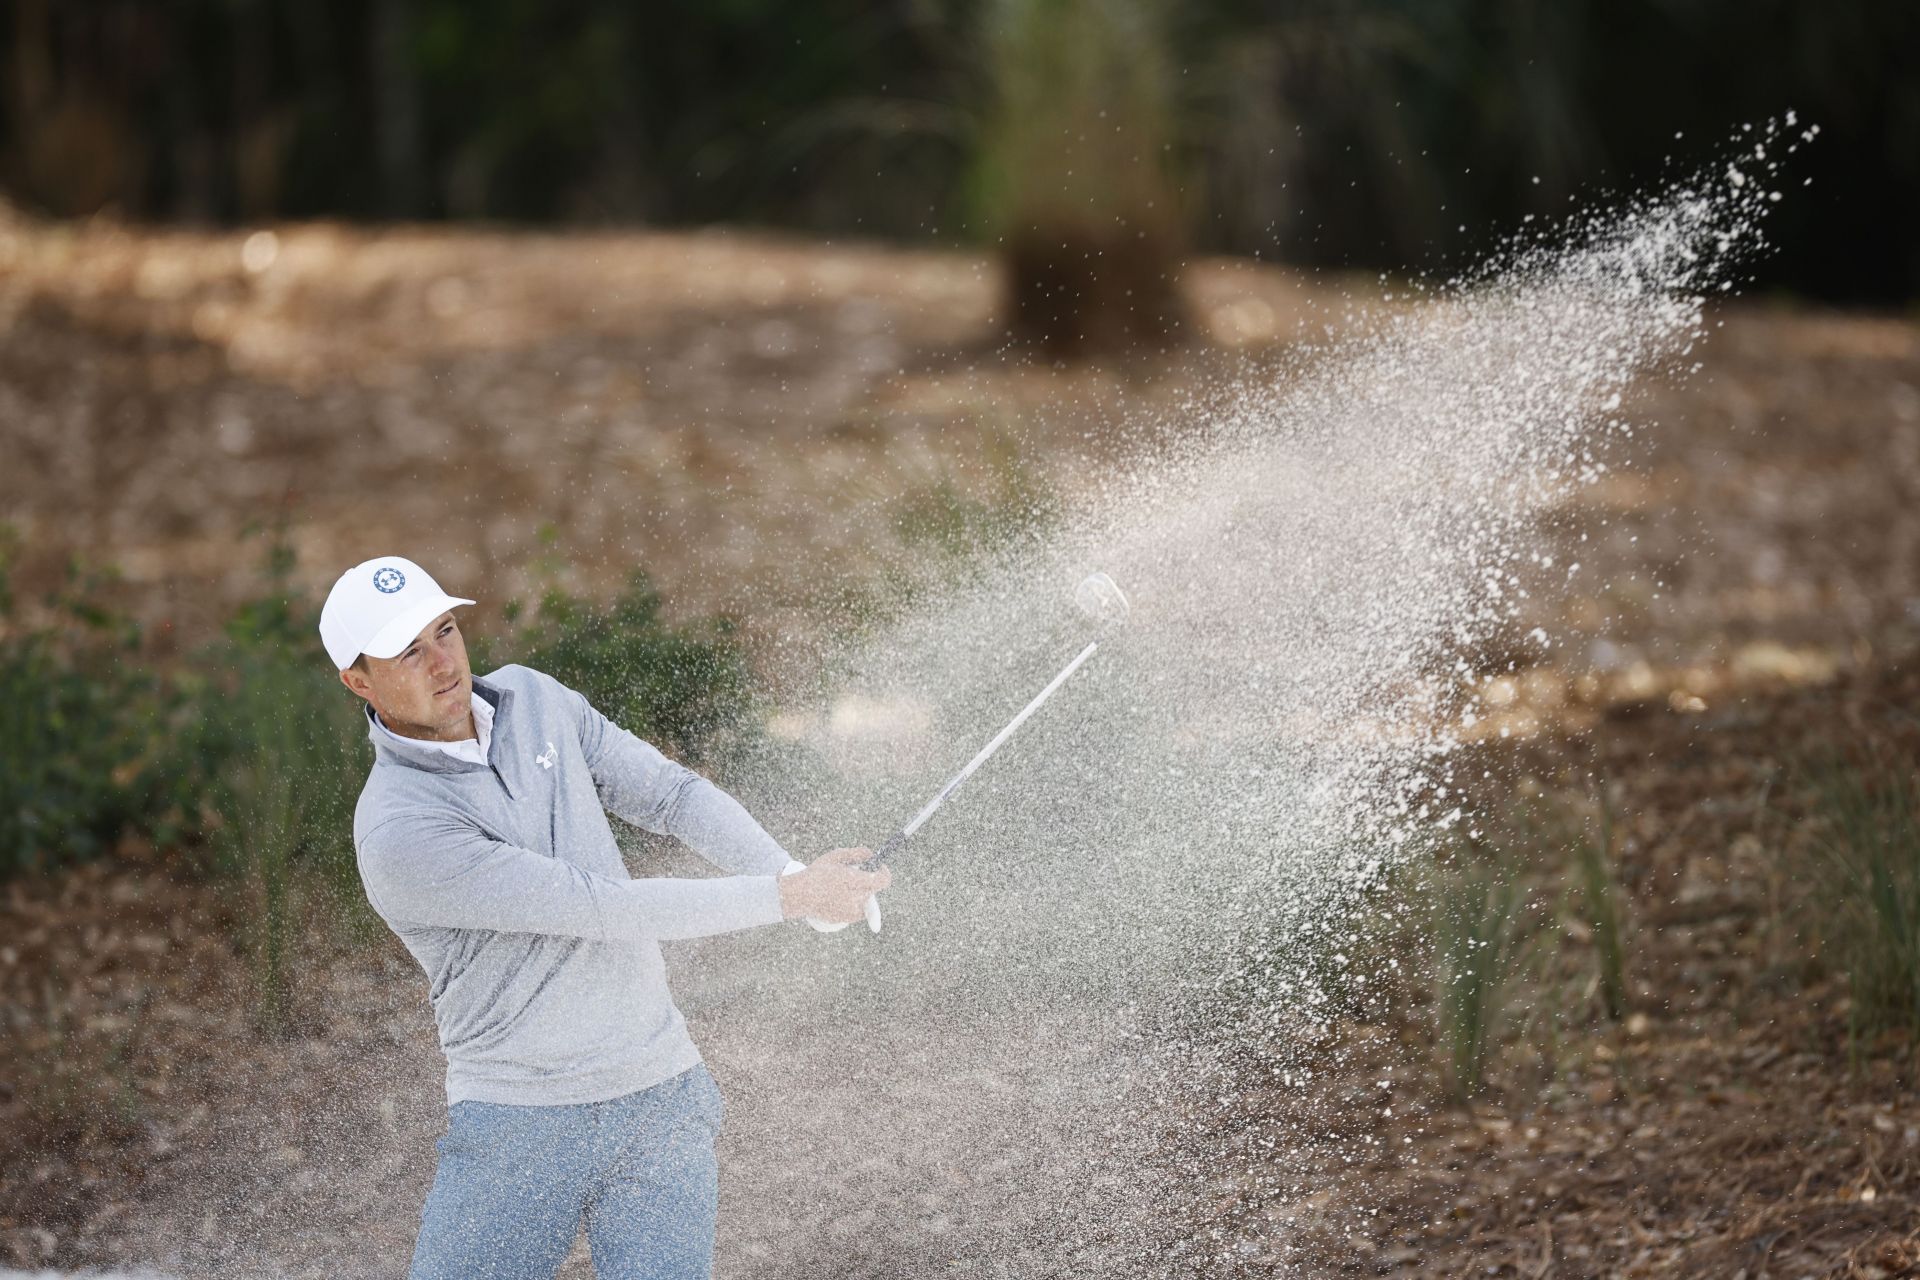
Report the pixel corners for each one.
[357,815,784,941]
[565,680,795,877]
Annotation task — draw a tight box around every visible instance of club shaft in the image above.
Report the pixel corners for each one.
[867,640,1100,869]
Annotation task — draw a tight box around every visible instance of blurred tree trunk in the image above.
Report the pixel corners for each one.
[1002,221,1184,357]
[165,45,217,223]
[4,0,55,205]
[232,0,285,219]
[5,0,144,217]
[372,0,424,218]
[974,0,1188,359]
[8,0,52,128]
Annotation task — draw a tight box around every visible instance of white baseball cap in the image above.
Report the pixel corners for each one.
[319,556,475,670]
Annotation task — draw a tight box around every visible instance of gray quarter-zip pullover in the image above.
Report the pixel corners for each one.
[352,664,790,1106]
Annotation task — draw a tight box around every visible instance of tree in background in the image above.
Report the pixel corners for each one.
[3,0,149,217]
[969,0,1188,357]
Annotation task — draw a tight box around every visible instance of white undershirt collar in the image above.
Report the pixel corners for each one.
[372,690,494,766]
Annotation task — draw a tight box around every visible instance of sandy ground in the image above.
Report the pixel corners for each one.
[4,867,1208,1278]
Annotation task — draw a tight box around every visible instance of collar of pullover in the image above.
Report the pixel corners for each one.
[365,674,514,778]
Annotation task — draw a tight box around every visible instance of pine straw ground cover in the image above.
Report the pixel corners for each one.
[0,851,445,1270]
[1190,652,1920,1278]
[0,856,248,1265]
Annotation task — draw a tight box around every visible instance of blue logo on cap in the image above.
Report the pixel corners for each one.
[372,566,407,594]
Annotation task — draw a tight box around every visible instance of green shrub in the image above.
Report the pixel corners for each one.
[0,526,760,1030]
[0,539,169,877]
[167,540,371,1031]
[495,567,752,763]
[1803,747,1920,1055]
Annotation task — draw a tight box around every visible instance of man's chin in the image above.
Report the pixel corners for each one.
[435,679,474,728]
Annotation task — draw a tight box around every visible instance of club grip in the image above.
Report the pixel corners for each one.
[866,832,907,870]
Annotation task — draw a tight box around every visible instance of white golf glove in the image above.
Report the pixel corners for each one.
[781,859,882,934]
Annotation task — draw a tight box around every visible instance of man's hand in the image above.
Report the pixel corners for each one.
[778,847,892,924]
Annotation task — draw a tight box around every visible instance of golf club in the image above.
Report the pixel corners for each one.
[796,572,1130,933]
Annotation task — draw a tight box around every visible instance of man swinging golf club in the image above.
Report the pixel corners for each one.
[320,555,888,1279]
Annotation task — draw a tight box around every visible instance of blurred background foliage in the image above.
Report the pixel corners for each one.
[0,527,754,883]
[0,526,754,1027]
[1,0,1913,304]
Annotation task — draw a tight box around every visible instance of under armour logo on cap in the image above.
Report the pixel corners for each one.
[372,566,407,593]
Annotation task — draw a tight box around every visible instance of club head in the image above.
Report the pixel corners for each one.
[1074,572,1130,629]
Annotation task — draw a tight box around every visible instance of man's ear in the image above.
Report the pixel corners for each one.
[339,666,375,703]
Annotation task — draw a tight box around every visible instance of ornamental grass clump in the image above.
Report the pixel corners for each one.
[1431,847,1536,1102]
[1802,747,1920,1056]
[1571,799,1629,1023]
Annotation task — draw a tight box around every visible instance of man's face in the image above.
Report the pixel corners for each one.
[338,611,474,740]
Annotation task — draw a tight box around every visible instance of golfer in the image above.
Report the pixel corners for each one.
[319,555,888,1279]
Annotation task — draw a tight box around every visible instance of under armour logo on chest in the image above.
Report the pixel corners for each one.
[534,742,558,770]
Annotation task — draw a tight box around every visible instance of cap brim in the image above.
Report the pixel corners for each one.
[361,595,477,661]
